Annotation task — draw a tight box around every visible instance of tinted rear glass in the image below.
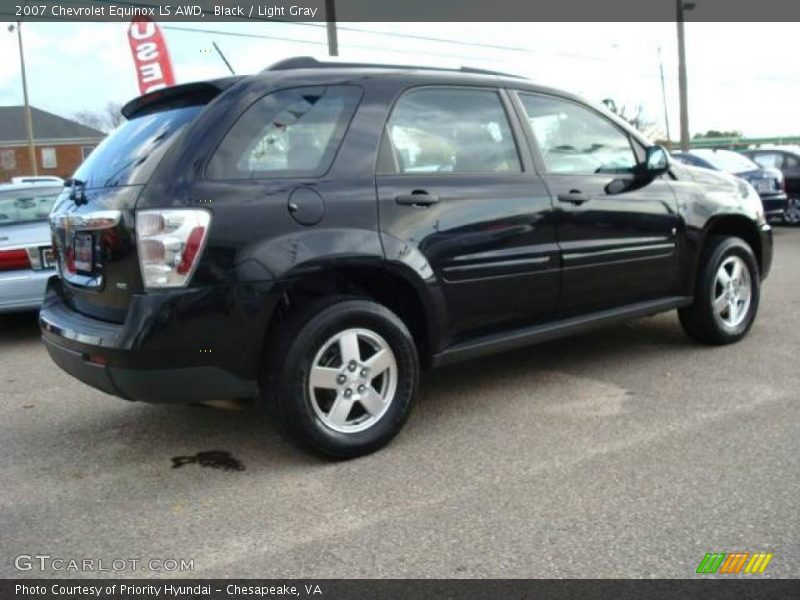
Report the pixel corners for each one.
[207,85,362,179]
[0,186,62,227]
[72,105,202,189]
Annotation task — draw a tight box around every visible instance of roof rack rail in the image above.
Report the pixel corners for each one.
[263,56,525,79]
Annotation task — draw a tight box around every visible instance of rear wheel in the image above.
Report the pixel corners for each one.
[678,236,760,345]
[783,197,800,226]
[262,297,419,459]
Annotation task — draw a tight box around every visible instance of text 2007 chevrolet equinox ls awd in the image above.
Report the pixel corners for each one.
[41,57,772,458]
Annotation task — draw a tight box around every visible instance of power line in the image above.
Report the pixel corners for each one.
[51,0,531,54]
[281,22,529,53]
[59,0,530,52]
[14,0,671,69]
[160,25,527,64]
[162,24,327,46]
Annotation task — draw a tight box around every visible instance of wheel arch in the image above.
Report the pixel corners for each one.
[262,262,442,368]
[701,214,763,271]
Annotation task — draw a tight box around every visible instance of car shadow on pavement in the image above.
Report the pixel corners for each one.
[0,310,40,341]
[417,312,698,424]
[7,309,698,469]
[45,399,322,471]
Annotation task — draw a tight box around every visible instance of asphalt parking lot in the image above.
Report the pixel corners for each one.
[1,228,798,579]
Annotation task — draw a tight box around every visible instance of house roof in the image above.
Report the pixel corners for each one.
[0,106,105,144]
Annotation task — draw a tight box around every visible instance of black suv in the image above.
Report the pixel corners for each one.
[42,58,772,458]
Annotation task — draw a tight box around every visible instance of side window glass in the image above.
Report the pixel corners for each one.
[207,85,362,179]
[384,88,521,174]
[782,154,798,169]
[518,93,637,175]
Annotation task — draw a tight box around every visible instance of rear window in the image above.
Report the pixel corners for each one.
[206,85,362,180]
[694,150,758,173]
[72,105,203,189]
[0,186,62,226]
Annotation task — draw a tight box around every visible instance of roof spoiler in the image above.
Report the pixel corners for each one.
[121,77,243,119]
[262,56,525,79]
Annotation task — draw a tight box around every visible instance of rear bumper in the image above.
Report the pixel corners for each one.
[43,336,257,403]
[39,277,270,403]
[0,268,52,313]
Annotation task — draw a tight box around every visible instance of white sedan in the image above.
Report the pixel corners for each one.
[0,181,63,312]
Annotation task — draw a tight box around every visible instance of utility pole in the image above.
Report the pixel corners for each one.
[676,1,695,151]
[325,0,338,56]
[11,22,38,175]
[658,47,672,149]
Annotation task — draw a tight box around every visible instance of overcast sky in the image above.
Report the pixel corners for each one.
[0,21,796,139]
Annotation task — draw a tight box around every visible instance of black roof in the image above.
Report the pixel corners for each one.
[252,56,581,101]
[120,57,641,143]
[0,106,104,143]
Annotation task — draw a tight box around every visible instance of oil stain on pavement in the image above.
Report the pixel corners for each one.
[171,450,245,472]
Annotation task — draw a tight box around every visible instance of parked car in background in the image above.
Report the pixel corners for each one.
[0,181,63,312]
[10,176,64,185]
[740,146,800,225]
[672,149,788,221]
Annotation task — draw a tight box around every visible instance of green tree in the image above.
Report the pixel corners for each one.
[693,130,742,139]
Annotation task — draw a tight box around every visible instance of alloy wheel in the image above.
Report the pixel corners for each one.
[711,255,752,329]
[308,328,398,433]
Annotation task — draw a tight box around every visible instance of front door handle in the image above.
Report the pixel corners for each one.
[395,191,440,207]
[557,190,590,205]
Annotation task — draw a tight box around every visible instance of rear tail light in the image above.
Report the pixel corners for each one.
[25,248,41,270]
[0,249,31,272]
[135,209,211,288]
[65,247,76,274]
[24,247,54,270]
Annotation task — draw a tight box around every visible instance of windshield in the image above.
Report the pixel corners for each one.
[693,150,759,173]
[72,105,203,189]
[0,186,62,227]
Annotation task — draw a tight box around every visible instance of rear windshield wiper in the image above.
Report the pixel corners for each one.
[66,178,88,205]
[64,177,85,187]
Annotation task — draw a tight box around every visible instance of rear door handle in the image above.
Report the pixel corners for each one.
[395,191,440,207]
[557,190,590,205]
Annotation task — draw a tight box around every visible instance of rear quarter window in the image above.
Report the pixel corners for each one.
[206,85,363,180]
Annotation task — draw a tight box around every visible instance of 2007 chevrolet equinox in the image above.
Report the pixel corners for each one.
[41,57,772,458]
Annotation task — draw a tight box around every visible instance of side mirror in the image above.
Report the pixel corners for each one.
[645,145,670,175]
[605,146,669,195]
[604,145,670,195]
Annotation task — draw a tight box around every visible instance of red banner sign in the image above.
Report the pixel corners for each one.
[127,17,175,95]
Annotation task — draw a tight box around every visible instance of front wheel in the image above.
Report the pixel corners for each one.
[678,236,760,345]
[263,297,419,459]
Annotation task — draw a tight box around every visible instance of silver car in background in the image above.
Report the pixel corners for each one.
[0,182,63,312]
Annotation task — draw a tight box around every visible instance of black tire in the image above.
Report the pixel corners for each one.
[262,296,419,459]
[678,236,760,345]
[783,197,800,227]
